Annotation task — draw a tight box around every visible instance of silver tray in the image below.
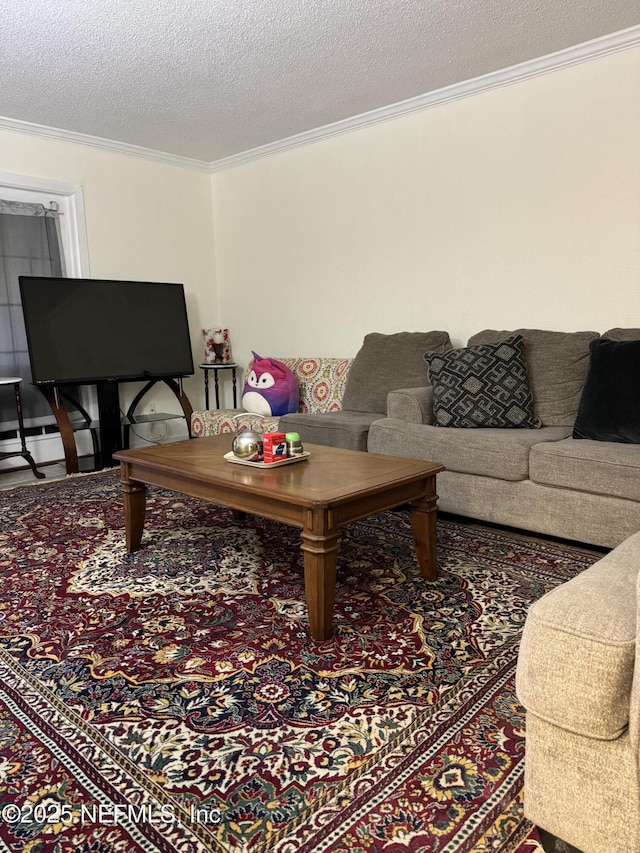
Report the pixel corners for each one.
[223,450,310,469]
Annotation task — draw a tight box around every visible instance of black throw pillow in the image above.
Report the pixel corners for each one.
[424,334,541,428]
[573,337,640,443]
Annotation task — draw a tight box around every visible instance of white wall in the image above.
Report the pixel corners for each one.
[0,130,218,452]
[213,47,640,372]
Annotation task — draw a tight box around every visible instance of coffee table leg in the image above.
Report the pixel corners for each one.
[300,510,340,640]
[119,465,147,552]
[410,488,439,581]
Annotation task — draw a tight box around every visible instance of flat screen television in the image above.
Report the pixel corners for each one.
[19,276,194,385]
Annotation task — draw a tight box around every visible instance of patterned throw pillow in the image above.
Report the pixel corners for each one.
[424,335,541,429]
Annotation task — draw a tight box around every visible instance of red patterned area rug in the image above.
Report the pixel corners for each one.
[0,470,601,853]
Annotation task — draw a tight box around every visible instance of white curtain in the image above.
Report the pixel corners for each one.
[0,200,66,431]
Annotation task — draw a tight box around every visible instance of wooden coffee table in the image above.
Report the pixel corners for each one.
[113,435,444,640]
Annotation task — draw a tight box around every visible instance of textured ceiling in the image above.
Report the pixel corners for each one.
[1,0,639,165]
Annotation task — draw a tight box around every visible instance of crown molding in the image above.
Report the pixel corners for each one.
[1,24,638,173]
[0,115,210,171]
[210,23,640,172]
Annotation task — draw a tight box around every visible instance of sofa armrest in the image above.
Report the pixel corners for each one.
[516,533,639,742]
[191,410,279,437]
[386,386,434,424]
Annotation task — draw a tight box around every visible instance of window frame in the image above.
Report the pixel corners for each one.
[0,173,91,465]
[0,172,90,276]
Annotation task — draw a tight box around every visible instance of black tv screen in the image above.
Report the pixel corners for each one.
[19,277,194,385]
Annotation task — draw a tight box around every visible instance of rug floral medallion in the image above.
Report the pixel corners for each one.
[0,470,600,853]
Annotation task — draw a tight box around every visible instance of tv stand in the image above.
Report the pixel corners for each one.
[95,381,121,469]
[40,378,193,473]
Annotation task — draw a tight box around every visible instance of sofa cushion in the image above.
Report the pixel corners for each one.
[366,418,570,480]
[424,335,541,429]
[278,411,383,452]
[468,329,598,426]
[279,357,351,414]
[341,331,451,414]
[530,437,640,502]
[516,533,639,740]
[573,337,640,443]
[602,327,640,342]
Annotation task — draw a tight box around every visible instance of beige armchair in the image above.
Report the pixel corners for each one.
[515,533,640,853]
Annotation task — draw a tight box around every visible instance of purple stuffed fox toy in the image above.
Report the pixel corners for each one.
[241,353,299,417]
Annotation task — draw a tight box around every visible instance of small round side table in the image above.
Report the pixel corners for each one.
[199,363,238,409]
[0,377,45,479]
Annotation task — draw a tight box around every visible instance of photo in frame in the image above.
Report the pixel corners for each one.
[203,327,233,364]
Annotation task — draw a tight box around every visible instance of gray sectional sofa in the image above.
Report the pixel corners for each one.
[368,328,640,549]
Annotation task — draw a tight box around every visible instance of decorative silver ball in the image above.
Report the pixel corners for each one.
[231,430,263,461]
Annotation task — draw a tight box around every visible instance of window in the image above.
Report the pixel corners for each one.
[0,200,66,428]
[0,174,89,462]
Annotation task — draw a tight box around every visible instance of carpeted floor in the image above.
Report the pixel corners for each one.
[0,470,600,852]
